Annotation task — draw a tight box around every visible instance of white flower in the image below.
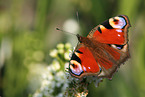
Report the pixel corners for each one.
[41,79,49,86]
[52,60,60,71]
[49,49,58,57]
[57,43,64,49]
[65,43,71,49]
[64,52,70,60]
[58,49,64,54]
[56,71,65,77]
[56,93,63,97]
[64,62,69,70]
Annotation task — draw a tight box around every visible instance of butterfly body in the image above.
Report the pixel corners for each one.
[69,15,131,79]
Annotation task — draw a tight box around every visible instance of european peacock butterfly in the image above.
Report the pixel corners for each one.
[69,15,131,79]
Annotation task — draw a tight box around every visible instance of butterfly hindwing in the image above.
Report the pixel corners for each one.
[92,40,129,78]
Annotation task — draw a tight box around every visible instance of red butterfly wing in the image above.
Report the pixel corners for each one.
[69,44,100,78]
[87,15,130,45]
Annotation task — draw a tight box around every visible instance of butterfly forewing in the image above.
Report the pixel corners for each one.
[87,15,130,45]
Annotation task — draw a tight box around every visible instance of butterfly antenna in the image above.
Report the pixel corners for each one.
[76,11,80,24]
[56,27,76,36]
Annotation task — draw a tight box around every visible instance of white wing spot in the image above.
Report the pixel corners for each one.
[116,29,122,32]
[117,34,121,37]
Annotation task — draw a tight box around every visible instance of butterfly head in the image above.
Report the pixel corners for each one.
[76,34,83,43]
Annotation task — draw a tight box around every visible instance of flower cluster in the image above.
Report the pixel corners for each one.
[32,43,71,97]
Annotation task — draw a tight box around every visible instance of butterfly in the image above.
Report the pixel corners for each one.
[69,15,131,79]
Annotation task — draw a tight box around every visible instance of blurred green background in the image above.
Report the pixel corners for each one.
[0,0,145,97]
